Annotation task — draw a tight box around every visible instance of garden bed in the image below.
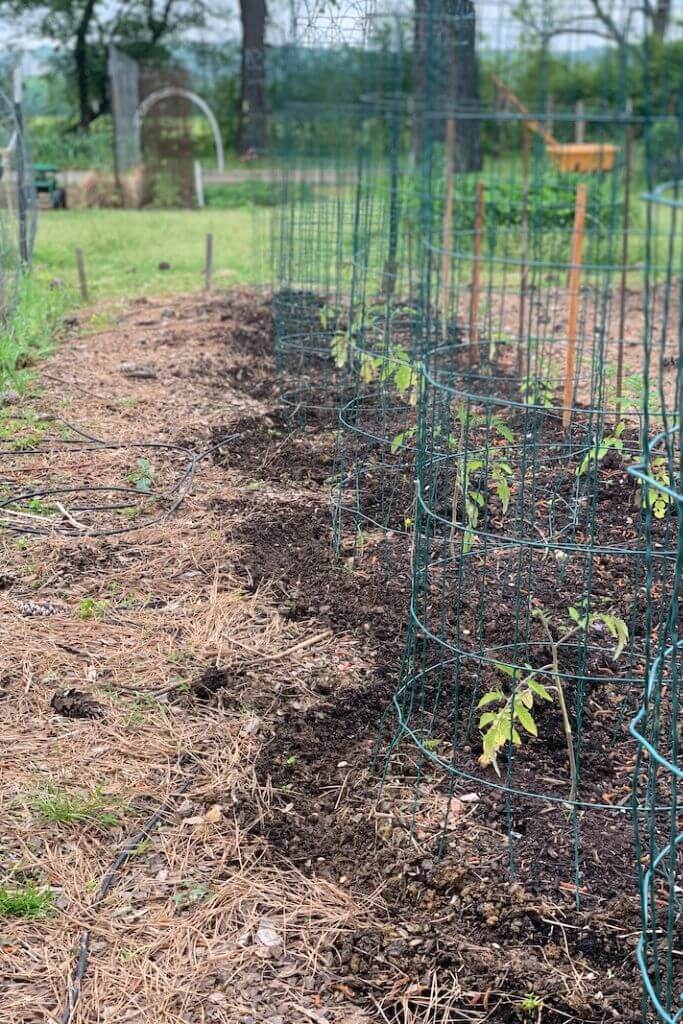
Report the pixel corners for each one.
[0,288,662,1023]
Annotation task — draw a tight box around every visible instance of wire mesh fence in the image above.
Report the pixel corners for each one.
[629,164,683,1019]
[271,0,683,938]
[0,77,36,318]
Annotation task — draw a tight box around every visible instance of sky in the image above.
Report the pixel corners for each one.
[2,0,681,71]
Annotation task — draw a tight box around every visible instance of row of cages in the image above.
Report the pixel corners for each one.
[268,20,683,1016]
[0,79,36,317]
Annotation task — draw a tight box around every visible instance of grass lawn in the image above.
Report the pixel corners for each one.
[33,207,266,300]
[0,207,268,392]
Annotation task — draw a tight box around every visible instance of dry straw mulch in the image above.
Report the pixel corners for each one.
[0,292,378,1024]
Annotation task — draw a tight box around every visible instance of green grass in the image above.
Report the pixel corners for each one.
[0,272,73,390]
[0,205,266,390]
[0,883,53,918]
[30,784,121,828]
[33,208,265,301]
[204,180,311,208]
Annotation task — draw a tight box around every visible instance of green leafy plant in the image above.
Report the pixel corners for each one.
[517,992,544,1019]
[390,424,417,455]
[641,456,674,519]
[331,321,419,404]
[30,783,121,828]
[331,328,351,369]
[449,408,515,554]
[0,882,53,919]
[478,602,628,799]
[25,497,55,516]
[520,376,554,409]
[127,458,154,494]
[576,421,625,477]
[78,597,109,621]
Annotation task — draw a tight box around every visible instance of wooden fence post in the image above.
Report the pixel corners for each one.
[76,248,88,302]
[562,184,587,427]
[205,233,213,291]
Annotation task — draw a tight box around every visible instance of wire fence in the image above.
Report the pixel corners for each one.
[271,3,683,995]
[629,167,683,1020]
[0,76,36,319]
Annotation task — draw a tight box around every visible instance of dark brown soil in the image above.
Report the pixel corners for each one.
[199,294,665,1023]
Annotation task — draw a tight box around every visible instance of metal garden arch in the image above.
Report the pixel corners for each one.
[134,88,225,173]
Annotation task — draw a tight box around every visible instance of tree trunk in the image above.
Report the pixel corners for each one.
[413,0,481,171]
[652,0,671,38]
[238,0,267,155]
[75,0,98,131]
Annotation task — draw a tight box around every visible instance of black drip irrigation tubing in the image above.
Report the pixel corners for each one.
[0,419,243,1018]
[60,757,200,1024]
[0,416,240,538]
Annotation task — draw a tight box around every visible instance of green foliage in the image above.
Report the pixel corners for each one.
[25,497,54,515]
[0,883,53,919]
[478,665,553,775]
[205,181,312,209]
[172,881,211,907]
[150,171,182,210]
[649,120,683,184]
[331,328,418,404]
[451,411,516,553]
[127,458,154,494]
[577,421,625,477]
[567,602,629,660]
[642,456,674,519]
[478,602,629,779]
[520,376,554,409]
[30,783,120,828]
[404,171,613,233]
[27,116,114,171]
[0,274,72,393]
[517,992,545,1015]
[390,425,417,455]
[78,597,109,621]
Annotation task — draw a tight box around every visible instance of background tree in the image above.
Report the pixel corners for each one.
[513,0,673,46]
[237,0,268,155]
[0,0,210,131]
[413,0,481,171]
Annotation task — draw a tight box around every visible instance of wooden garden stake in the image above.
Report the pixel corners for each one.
[616,111,633,416]
[562,183,587,427]
[469,180,484,363]
[204,233,213,291]
[440,114,456,338]
[76,248,88,302]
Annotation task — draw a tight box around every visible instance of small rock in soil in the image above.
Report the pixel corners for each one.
[50,687,106,720]
[18,599,62,617]
[255,916,283,955]
[0,389,20,406]
[240,714,262,736]
[119,362,158,380]
[177,798,196,818]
